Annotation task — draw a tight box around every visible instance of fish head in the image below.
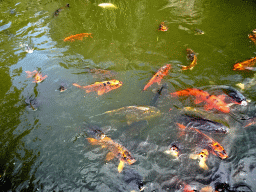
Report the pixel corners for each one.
[121,150,136,165]
[253,29,256,34]
[211,142,228,159]
[108,80,123,89]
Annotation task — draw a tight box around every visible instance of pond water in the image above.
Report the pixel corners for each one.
[1,0,256,191]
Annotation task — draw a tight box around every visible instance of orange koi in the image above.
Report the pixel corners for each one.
[182,48,197,70]
[143,64,171,91]
[233,56,256,71]
[25,70,47,83]
[170,88,230,113]
[177,123,228,159]
[63,33,93,42]
[87,136,136,173]
[158,22,168,31]
[189,149,209,170]
[73,79,122,95]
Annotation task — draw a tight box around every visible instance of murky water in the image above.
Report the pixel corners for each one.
[1,0,256,191]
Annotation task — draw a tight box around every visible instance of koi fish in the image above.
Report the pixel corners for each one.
[180,115,229,134]
[87,136,136,173]
[170,88,231,113]
[194,28,204,35]
[189,149,209,170]
[100,105,161,125]
[25,96,38,111]
[25,70,47,83]
[233,56,256,71]
[158,22,168,31]
[143,64,171,91]
[181,48,197,70]
[205,85,247,106]
[54,3,69,17]
[63,33,93,42]
[84,67,117,79]
[177,123,228,159]
[164,142,181,158]
[98,3,117,8]
[73,79,122,95]
[248,29,256,44]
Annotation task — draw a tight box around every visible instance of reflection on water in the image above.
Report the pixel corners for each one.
[1,0,256,191]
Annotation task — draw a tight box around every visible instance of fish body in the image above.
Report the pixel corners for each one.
[171,88,230,113]
[180,115,229,134]
[143,64,171,91]
[98,3,117,8]
[103,105,161,125]
[73,79,122,95]
[158,22,168,31]
[87,136,136,172]
[54,3,69,17]
[206,85,247,106]
[177,123,228,159]
[233,56,256,71]
[194,28,204,35]
[84,67,117,79]
[64,33,93,42]
[182,48,197,70]
[248,29,256,44]
[25,70,47,83]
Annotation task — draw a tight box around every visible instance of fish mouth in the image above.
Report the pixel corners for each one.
[240,100,247,106]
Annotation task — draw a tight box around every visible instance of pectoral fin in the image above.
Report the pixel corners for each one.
[118,160,125,173]
[105,152,115,161]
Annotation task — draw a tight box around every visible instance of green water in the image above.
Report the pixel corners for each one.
[1,0,256,191]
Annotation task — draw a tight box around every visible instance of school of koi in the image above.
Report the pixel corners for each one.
[22,4,256,191]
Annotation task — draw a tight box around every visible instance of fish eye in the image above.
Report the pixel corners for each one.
[107,81,110,84]
[103,83,106,86]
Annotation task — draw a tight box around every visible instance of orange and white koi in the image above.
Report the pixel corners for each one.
[158,22,168,32]
[143,64,171,91]
[64,33,93,42]
[164,144,180,158]
[73,79,122,95]
[25,70,47,83]
[181,48,197,70]
[177,123,228,159]
[248,29,256,44]
[189,149,209,170]
[170,88,230,113]
[233,56,256,71]
[87,136,136,173]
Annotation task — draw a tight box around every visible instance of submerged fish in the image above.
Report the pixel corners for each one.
[233,56,256,71]
[181,48,197,70]
[180,115,229,134]
[102,105,161,125]
[158,22,168,32]
[143,64,171,91]
[194,28,204,35]
[98,3,117,8]
[177,123,228,159]
[25,96,38,111]
[248,29,256,44]
[84,67,117,79]
[87,135,136,172]
[189,149,209,170]
[73,79,122,95]
[25,70,47,83]
[54,3,69,17]
[64,33,93,42]
[171,88,231,113]
[151,83,167,106]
